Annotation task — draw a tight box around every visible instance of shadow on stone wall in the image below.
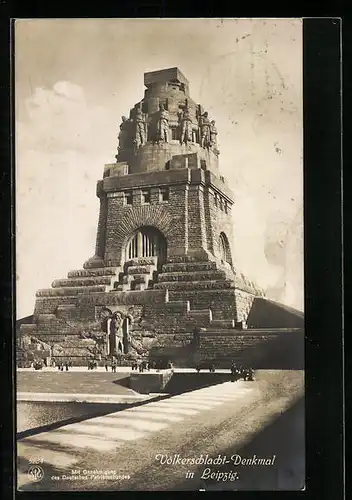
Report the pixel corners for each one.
[247,298,304,329]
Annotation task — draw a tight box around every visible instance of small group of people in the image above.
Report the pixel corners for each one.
[131,360,150,372]
[32,359,44,370]
[104,361,117,373]
[57,360,72,372]
[195,362,215,373]
[130,359,174,372]
[230,361,254,382]
[87,359,98,370]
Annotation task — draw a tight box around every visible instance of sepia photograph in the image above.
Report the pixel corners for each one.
[15,18,304,491]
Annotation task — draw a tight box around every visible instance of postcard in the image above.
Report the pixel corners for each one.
[15,18,304,491]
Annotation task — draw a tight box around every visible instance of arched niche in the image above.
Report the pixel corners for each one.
[100,308,132,356]
[125,225,167,268]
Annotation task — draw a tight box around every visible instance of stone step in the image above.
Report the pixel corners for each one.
[36,285,106,297]
[153,280,235,291]
[132,276,149,285]
[164,300,190,313]
[36,314,58,324]
[133,282,148,291]
[166,256,209,264]
[200,327,299,334]
[186,310,213,325]
[19,324,38,334]
[210,319,235,328]
[52,276,113,288]
[125,257,158,267]
[126,265,154,275]
[162,261,218,273]
[56,304,78,319]
[67,267,118,278]
[157,270,226,282]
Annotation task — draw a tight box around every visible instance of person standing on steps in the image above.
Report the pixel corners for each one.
[193,326,201,348]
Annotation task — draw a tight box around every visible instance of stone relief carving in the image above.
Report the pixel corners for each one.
[210,120,218,147]
[199,111,211,148]
[179,104,192,144]
[157,104,169,143]
[117,116,133,152]
[134,107,147,148]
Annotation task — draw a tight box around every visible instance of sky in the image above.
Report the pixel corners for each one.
[15,18,303,319]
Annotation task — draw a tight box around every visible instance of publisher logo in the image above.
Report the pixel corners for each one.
[28,465,44,482]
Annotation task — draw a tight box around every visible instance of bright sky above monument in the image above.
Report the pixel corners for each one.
[15,18,303,319]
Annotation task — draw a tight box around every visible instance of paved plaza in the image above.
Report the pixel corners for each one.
[17,370,304,491]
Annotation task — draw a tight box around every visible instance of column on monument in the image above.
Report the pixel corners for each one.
[106,319,111,355]
[204,186,216,255]
[167,184,189,257]
[94,192,108,259]
[187,184,208,257]
[104,192,125,265]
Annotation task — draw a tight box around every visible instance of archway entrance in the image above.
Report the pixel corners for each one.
[126,226,167,266]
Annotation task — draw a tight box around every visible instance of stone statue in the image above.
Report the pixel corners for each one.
[118,116,132,151]
[179,105,192,144]
[157,104,169,143]
[134,107,146,148]
[199,111,211,148]
[209,120,218,147]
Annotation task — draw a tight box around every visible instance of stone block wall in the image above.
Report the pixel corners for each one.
[235,289,256,323]
[101,164,237,268]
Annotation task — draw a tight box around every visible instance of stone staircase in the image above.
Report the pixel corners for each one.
[153,259,235,292]
[32,266,121,321]
[114,257,159,291]
[19,265,123,363]
[19,256,274,366]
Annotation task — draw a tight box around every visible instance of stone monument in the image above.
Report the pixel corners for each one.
[20,67,267,366]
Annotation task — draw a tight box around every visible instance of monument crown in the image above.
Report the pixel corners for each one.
[113,67,220,173]
[144,67,189,94]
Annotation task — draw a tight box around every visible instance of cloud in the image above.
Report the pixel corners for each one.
[16,81,115,318]
[18,81,111,156]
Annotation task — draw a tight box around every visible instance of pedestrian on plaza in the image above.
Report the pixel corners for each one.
[65,362,69,371]
[105,362,109,371]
